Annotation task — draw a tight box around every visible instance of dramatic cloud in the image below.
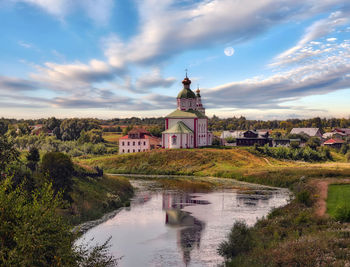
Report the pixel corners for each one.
[206,39,350,109]
[104,0,350,66]
[135,69,176,90]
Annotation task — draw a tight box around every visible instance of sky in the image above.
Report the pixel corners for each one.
[1,0,350,120]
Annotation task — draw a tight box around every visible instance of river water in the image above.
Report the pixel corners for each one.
[78,179,290,267]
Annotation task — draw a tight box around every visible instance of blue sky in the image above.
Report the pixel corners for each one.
[1,0,350,119]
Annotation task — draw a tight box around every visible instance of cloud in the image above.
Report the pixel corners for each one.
[18,40,33,48]
[135,69,176,90]
[10,0,114,25]
[0,76,39,91]
[272,10,350,66]
[205,39,350,109]
[103,0,350,67]
[30,59,119,91]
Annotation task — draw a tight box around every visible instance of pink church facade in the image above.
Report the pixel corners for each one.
[162,75,212,149]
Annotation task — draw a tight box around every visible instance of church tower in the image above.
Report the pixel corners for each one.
[176,74,197,111]
[195,86,205,115]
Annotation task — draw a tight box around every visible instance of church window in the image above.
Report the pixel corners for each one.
[127,142,130,146]
[133,141,135,145]
[144,141,146,145]
[138,141,141,145]
[172,135,177,145]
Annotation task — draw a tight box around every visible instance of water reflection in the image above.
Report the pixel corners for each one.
[236,191,273,207]
[77,181,290,267]
[162,193,208,265]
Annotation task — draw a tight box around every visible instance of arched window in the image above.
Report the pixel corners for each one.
[172,135,177,145]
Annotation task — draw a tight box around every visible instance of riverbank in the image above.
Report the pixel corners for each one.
[65,173,133,225]
[76,148,350,265]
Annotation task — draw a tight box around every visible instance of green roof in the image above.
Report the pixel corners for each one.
[165,109,206,118]
[163,121,194,134]
[177,88,196,99]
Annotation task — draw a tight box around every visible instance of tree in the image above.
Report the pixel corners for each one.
[306,137,321,150]
[0,136,19,175]
[41,152,74,201]
[26,147,40,172]
[218,221,253,259]
[0,178,117,266]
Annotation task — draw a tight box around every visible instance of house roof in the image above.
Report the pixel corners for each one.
[323,138,345,145]
[165,109,206,118]
[162,121,194,134]
[119,134,160,141]
[290,128,320,136]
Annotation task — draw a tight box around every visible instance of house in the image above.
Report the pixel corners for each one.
[322,128,350,139]
[236,130,272,147]
[162,74,213,149]
[323,138,345,149]
[119,128,161,154]
[290,128,322,138]
[273,139,290,147]
[220,130,244,139]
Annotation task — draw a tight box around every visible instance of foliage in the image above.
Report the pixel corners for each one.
[252,144,332,162]
[327,184,350,221]
[0,178,117,266]
[78,129,104,144]
[60,118,101,141]
[296,190,312,206]
[218,221,253,259]
[26,146,40,171]
[41,152,74,200]
[225,137,235,143]
[334,204,350,222]
[305,137,321,150]
[0,135,19,175]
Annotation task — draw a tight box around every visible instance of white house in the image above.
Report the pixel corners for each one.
[162,75,212,149]
[119,128,161,154]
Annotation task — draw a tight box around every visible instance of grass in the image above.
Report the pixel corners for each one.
[327,184,350,219]
[66,173,133,225]
[103,132,123,143]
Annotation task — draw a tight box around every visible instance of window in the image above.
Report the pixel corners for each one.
[138,149,140,152]
[138,141,141,145]
[122,149,124,153]
[127,149,129,152]
[172,135,177,145]
[133,141,135,146]
[122,141,124,146]
[127,142,130,146]
[133,149,135,152]
[144,141,146,145]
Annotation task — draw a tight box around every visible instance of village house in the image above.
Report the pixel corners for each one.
[322,128,350,139]
[119,128,161,154]
[162,74,213,149]
[323,138,345,149]
[290,128,322,138]
[236,130,272,147]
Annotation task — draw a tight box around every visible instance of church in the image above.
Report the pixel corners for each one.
[162,74,213,149]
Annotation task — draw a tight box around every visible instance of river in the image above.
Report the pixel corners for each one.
[77,179,290,267]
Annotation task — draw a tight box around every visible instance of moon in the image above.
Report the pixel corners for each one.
[224,47,235,56]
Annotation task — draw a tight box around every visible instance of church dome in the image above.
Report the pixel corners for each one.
[177,88,196,99]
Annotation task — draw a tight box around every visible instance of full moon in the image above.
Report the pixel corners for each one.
[224,47,235,56]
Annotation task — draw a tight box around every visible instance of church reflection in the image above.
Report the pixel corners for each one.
[162,192,208,266]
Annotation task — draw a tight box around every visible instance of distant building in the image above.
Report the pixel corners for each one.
[322,128,350,139]
[119,128,161,154]
[290,128,322,138]
[236,130,272,147]
[323,138,345,149]
[162,74,212,149]
[220,130,244,139]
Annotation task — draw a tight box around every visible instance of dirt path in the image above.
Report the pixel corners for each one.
[310,178,350,217]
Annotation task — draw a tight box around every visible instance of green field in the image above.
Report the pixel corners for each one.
[327,184,350,218]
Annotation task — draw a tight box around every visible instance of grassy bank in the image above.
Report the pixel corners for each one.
[327,184,350,221]
[65,172,133,225]
[76,148,350,188]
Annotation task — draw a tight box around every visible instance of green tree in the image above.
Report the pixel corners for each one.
[0,136,19,175]
[41,152,74,201]
[26,147,40,172]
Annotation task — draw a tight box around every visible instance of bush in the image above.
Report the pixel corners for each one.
[217,221,253,259]
[41,152,74,200]
[296,190,312,207]
[334,204,350,222]
[346,152,350,162]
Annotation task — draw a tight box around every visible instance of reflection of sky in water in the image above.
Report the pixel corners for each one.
[77,182,289,267]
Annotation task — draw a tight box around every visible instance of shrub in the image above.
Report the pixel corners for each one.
[334,204,350,222]
[346,152,350,162]
[217,221,253,259]
[296,190,312,207]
